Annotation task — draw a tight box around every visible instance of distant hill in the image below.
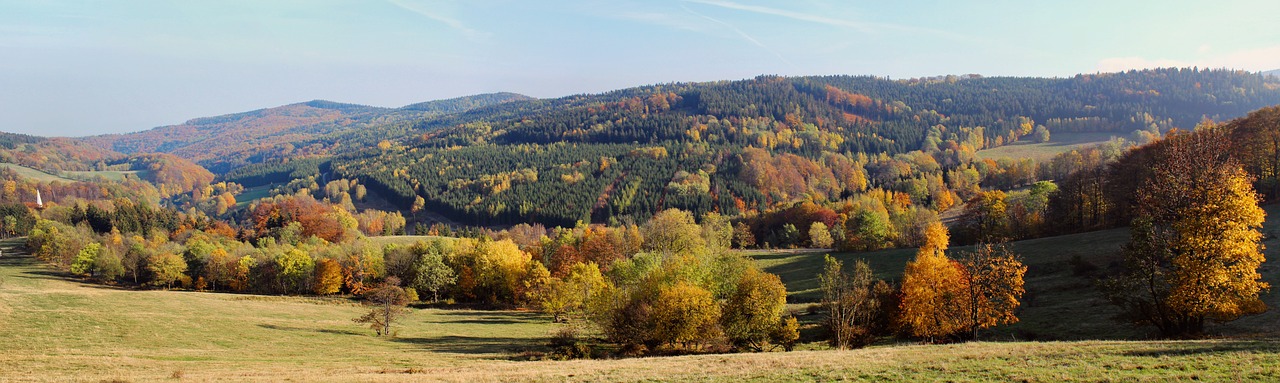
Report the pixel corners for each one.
[1265,69,1280,78]
[0,131,122,172]
[78,93,532,173]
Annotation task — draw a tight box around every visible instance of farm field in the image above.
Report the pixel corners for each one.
[4,212,1280,383]
[977,132,1122,161]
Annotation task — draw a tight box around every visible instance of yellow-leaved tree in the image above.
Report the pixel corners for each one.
[1106,129,1268,337]
[898,221,969,341]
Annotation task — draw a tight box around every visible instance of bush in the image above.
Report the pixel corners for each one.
[547,325,592,359]
[770,316,799,351]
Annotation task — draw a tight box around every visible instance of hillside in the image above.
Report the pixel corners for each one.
[308,68,1280,227]
[79,93,532,173]
[0,132,123,173]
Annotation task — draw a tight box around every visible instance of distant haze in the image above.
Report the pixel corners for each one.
[2,0,1278,137]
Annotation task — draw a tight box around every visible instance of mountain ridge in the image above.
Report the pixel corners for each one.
[77,92,533,173]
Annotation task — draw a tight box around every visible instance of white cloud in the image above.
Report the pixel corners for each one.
[1097,45,1280,72]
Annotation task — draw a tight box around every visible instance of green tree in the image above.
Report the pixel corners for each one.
[411,242,457,302]
[92,247,125,281]
[641,209,705,257]
[71,243,102,276]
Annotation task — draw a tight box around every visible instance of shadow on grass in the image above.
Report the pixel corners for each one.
[257,323,365,336]
[433,310,548,325]
[1119,338,1280,357]
[393,335,543,355]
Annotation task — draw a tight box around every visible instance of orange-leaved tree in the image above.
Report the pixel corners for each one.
[957,243,1026,340]
[898,221,969,341]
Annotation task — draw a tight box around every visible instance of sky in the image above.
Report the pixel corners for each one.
[2,0,1278,137]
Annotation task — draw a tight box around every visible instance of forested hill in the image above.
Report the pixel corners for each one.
[295,68,1280,228]
[78,92,532,173]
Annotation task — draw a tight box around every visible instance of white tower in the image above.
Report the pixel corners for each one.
[35,189,43,208]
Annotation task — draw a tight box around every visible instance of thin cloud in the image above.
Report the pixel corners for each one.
[685,0,873,33]
[616,11,708,32]
[683,0,983,44]
[387,0,484,39]
[679,3,795,68]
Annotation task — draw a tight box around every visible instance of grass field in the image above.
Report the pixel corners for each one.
[0,162,149,183]
[2,208,1279,381]
[367,235,456,247]
[234,183,281,207]
[0,163,73,183]
[62,169,147,182]
[977,132,1121,161]
[753,204,1280,341]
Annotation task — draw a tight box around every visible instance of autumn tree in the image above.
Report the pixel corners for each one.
[642,209,705,257]
[1105,129,1269,337]
[957,243,1026,340]
[898,222,969,341]
[313,258,344,295]
[955,190,1008,244]
[354,276,410,337]
[732,222,756,249]
[721,268,787,351]
[650,281,722,350]
[148,252,188,289]
[808,222,833,248]
[538,262,609,322]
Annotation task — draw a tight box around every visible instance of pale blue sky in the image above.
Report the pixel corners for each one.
[2,0,1278,136]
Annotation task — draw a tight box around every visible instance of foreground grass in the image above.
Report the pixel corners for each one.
[3,218,1279,382]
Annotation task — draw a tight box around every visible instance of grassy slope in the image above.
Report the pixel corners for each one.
[0,162,149,183]
[234,183,280,208]
[0,163,73,183]
[2,205,1279,381]
[977,132,1121,162]
[62,169,146,182]
[753,204,1280,341]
